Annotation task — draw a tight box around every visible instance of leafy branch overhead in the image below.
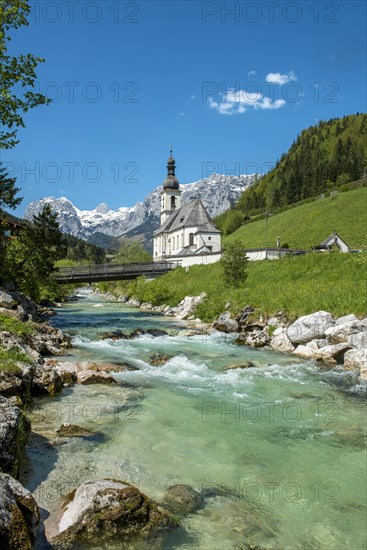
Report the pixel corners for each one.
[0,0,51,149]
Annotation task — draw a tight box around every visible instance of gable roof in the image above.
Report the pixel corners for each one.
[320,231,349,247]
[154,199,221,235]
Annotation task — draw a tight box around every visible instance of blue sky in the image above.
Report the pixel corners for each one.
[2,0,366,214]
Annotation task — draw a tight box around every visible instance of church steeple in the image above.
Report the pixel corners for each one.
[160,146,182,225]
[163,145,179,190]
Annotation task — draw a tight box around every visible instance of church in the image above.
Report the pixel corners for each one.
[153,150,222,267]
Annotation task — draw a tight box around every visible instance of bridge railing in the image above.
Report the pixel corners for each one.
[54,261,176,281]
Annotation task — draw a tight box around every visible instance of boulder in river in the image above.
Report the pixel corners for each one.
[31,365,63,395]
[287,311,335,345]
[162,484,202,514]
[50,479,178,547]
[0,397,30,477]
[56,423,94,437]
[77,370,117,385]
[150,353,173,366]
[0,473,40,549]
[214,311,239,333]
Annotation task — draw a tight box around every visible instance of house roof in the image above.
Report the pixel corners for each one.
[170,245,220,258]
[320,231,349,247]
[154,199,221,235]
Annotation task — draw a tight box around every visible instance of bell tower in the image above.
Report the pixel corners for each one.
[160,146,182,225]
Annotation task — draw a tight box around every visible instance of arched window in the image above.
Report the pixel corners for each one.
[172,236,175,249]
[171,196,176,210]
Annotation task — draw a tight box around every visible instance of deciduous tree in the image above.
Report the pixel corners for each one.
[0,0,51,148]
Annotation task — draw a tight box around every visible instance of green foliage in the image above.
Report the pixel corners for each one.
[225,187,367,251]
[220,240,248,288]
[0,312,35,335]
[0,163,22,209]
[114,241,151,264]
[2,205,67,300]
[0,347,32,373]
[118,253,366,322]
[0,0,51,148]
[214,209,244,236]
[62,234,106,264]
[237,114,367,215]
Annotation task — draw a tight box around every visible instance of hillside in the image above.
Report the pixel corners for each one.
[237,113,367,214]
[224,187,367,250]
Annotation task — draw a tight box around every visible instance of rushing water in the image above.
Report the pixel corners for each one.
[23,289,367,550]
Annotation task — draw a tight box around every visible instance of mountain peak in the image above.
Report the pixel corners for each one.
[23,174,258,246]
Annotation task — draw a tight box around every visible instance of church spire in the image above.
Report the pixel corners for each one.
[163,145,179,189]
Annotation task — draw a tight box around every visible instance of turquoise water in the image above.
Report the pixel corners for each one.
[24,290,367,549]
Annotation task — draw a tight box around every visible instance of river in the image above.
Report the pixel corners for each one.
[22,289,366,549]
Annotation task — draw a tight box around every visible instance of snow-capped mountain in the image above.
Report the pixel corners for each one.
[23,174,257,244]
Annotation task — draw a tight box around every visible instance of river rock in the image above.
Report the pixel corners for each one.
[0,397,30,477]
[0,290,14,309]
[325,318,366,345]
[147,329,168,337]
[224,362,255,370]
[214,311,239,333]
[140,302,153,310]
[51,479,177,547]
[348,330,367,350]
[173,293,207,321]
[235,329,270,347]
[163,484,202,514]
[287,311,335,344]
[343,349,367,380]
[270,329,295,353]
[100,329,129,340]
[56,423,94,437]
[317,342,352,365]
[150,353,173,366]
[0,473,40,549]
[32,365,63,395]
[77,370,117,385]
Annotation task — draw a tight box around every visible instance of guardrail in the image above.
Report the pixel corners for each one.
[54,262,176,284]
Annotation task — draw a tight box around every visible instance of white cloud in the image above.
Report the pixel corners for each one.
[265,71,297,85]
[248,70,255,76]
[190,94,196,99]
[209,87,286,115]
[179,112,185,116]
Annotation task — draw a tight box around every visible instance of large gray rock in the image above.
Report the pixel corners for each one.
[9,291,38,321]
[343,349,367,380]
[163,484,202,514]
[317,343,352,366]
[0,397,30,477]
[174,293,206,321]
[214,311,239,333]
[0,473,40,550]
[348,331,367,350]
[51,479,177,547]
[270,329,295,353]
[0,290,14,309]
[287,311,334,344]
[32,365,63,395]
[325,318,366,345]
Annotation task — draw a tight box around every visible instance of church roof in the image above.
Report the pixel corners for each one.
[154,199,221,235]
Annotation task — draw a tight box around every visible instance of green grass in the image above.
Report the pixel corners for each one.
[0,313,35,336]
[0,348,32,373]
[224,187,367,250]
[126,253,367,322]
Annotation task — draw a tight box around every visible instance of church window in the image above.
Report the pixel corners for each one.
[171,196,176,210]
[189,233,194,246]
